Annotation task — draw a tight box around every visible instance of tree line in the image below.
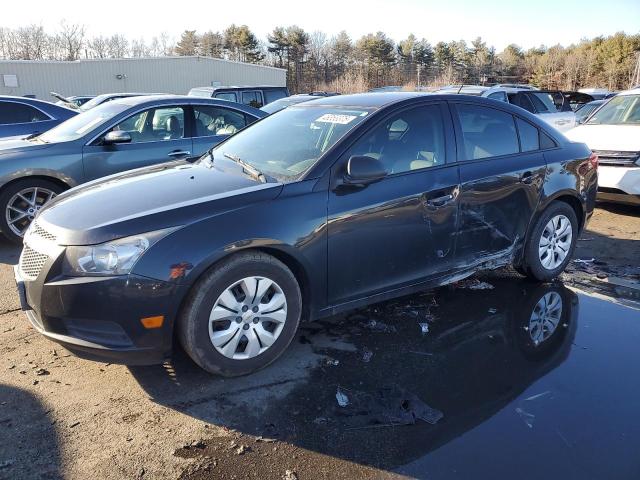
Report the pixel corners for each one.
[1,22,639,93]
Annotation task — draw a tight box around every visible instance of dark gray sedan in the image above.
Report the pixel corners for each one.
[0,95,266,242]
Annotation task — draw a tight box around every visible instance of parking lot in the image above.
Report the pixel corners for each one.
[1,203,639,480]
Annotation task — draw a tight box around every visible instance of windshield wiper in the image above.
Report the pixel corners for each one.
[223,153,267,183]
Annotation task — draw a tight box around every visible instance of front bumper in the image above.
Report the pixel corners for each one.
[14,264,179,365]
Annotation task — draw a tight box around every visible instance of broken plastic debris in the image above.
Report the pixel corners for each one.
[362,319,397,333]
[456,279,495,290]
[336,388,350,407]
[488,307,497,314]
[335,385,443,426]
[360,348,373,363]
[418,322,430,334]
[324,358,340,367]
[573,258,595,264]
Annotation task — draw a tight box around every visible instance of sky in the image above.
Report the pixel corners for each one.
[4,0,640,50]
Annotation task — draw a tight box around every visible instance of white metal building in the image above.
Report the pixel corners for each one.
[0,56,286,100]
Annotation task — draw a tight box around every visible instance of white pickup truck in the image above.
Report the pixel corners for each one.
[482,87,576,132]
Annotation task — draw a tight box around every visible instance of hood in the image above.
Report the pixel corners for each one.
[37,160,282,245]
[565,124,640,152]
[0,137,54,155]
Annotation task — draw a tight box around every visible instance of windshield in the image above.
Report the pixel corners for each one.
[39,103,129,143]
[210,105,372,181]
[587,95,640,125]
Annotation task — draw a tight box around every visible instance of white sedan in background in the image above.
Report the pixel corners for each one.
[565,87,640,205]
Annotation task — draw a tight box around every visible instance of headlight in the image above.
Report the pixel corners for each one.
[62,228,176,276]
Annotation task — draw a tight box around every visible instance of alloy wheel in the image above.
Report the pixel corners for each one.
[528,291,563,345]
[538,214,572,270]
[5,187,56,237]
[208,276,288,360]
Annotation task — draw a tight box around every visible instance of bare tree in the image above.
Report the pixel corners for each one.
[87,36,109,58]
[130,38,150,57]
[57,21,85,60]
[107,34,129,58]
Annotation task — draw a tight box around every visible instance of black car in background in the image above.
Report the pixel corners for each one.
[16,93,597,377]
[188,86,290,108]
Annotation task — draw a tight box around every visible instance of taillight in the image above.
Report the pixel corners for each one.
[578,152,598,176]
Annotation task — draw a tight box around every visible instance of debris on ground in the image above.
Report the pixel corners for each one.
[283,470,299,480]
[235,445,250,455]
[323,358,340,367]
[335,385,443,427]
[455,278,495,290]
[488,307,497,314]
[336,388,350,407]
[361,319,397,333]
[34,368,49,376]
[360,347,373,363]
[418,322,430,335]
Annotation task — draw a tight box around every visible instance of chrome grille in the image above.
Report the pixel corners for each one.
[592,150,640,167]
[19,245,48,280]
[30,222,56,242]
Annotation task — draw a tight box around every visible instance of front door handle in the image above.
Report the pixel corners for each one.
[425,194,454,208]
[168,150,191,158]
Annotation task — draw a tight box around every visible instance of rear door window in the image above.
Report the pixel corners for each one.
[0,102,49,124]
[193,105,247,136]
[241,91,264,108]
[214,92,237,102]
[456,104,519,160]
[264,89,288,104]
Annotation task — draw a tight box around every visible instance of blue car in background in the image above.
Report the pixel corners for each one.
[0,94,266,242]
[0,96,77,139]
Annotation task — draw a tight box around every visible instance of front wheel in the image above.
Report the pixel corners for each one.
[177,251,302,377]
[520,202,578,281]
[0,179,64,244]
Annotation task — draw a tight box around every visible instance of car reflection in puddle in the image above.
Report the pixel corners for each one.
[131,277,640,479]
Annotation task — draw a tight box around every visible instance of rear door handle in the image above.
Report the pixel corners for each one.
[520,171,534,184]
[425,194,454,208]
[168,150,191,158]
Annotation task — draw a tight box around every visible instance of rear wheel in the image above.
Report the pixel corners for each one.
[520,202,578,281]
[178,251,302,377]
[0,179,64,244]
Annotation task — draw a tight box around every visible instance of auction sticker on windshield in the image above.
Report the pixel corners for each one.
[315,114,359,124]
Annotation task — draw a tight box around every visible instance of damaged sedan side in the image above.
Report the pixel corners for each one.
[16,93,597,376]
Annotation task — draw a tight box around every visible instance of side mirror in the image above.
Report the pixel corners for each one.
[103,130,132,145]
[343,155,388,187]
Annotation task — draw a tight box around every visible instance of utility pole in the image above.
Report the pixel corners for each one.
[632,52,640,88]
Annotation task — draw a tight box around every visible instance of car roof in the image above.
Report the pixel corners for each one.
[617,87,640,96]
[192,85,287,91]
[105,94,267,117]
[300,92,433,108]
[0,95,77,112]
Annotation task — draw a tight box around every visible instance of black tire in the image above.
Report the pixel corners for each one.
[0,178,65,244]
[521,202,578,282]
[177,250,302,377]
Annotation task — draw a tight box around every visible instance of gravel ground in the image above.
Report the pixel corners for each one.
[0,203,638,480]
